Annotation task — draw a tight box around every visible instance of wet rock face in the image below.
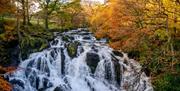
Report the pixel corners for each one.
[86,52,100,73]
[54,87,63,91]
[113,50,123,57]
[83,36,91,40]
[10,79,25,89]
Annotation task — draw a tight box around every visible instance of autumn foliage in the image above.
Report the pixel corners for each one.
[0,66,16,91]
[85,0,180,90]
[0,0,15,14]
[87,0,179,51]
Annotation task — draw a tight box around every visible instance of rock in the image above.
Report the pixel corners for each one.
[21,36,50,60]
[128,50,140,59]
[113,60,121,85]
[104,61,113,81]
[62,35,74,42]
[86,52,100,73]
[51,39,59,45]
[111,54,121,85]
[142,67,150,77]
[113,50,123,57]
[54,86,63,91]
[43,78,53,88]
[67,42,79,58]
[83,36,91,40]
[10,79,25,89]
[0,22,5,34]
[61,48,65,75]
[0,39,20,67]
[91,46,98,52]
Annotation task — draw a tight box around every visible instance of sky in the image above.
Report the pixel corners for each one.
[82,0,106,4]
[19,0,106,13]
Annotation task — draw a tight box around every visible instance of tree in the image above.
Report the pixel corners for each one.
[38,0,59,30]
[0,0,15,14]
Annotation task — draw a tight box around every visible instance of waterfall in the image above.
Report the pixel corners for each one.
[6,29,153,91]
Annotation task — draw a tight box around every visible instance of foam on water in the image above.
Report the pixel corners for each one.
[6,29,153,91]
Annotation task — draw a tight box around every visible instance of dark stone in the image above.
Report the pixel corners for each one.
[80,32,91,35]
[0,21,5,34]
[142,67,150,77]
[54,86,63,91]
[91,46,98,52]
[128,50,140,59]
[36,77,42,89]
[28,72,37,88]
[10,79,25,89]
[51,39,59,45]
[8,45,20,66]
[43,78,53,88]
[113,60,121,85]
[86,52,100,73]
[36,77,53,90]
[61,48,65,75]
[113,50,123,57]
[104,61,112,81]
[0,39,20,67]
[80,47,84,53]
[111,54,122,85]
[83,36,91,40]
[50,49,57,60]
[36,58,42,70]
[123,59,128,65]
[84,78,95,91]
[27,59,35,68]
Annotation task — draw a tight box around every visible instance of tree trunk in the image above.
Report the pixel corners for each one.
[45,14,49,30]
[25,0,28,30]
[22,0,26,25]
[26,0,30,24]
[16,7,22,61]
[44,3,49,31]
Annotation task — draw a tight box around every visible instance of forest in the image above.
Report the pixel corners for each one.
[0,0,179,91]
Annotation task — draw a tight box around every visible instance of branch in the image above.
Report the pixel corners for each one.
[48,0,59,15]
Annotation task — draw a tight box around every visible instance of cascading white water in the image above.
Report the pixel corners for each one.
[6,29,153,91]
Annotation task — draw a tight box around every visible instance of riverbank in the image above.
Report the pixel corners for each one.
[0,19,60,91]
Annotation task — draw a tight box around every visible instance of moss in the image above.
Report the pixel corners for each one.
[154,73,180,91]
[67,41,79,58]
[20,35,50,60]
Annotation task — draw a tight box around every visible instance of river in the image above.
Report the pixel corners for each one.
[6,29,153,91]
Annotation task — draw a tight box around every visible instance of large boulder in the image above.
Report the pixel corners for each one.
[21,36,50,60]
[0,39,20,67]
[86,52,100,73]
[67,41,79,58]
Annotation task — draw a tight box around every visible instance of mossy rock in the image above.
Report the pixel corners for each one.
[62,35,74,42]
[67,41,79,58]
[20,35,49,60]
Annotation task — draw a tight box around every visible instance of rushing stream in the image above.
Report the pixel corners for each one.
[6,29,153,91]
